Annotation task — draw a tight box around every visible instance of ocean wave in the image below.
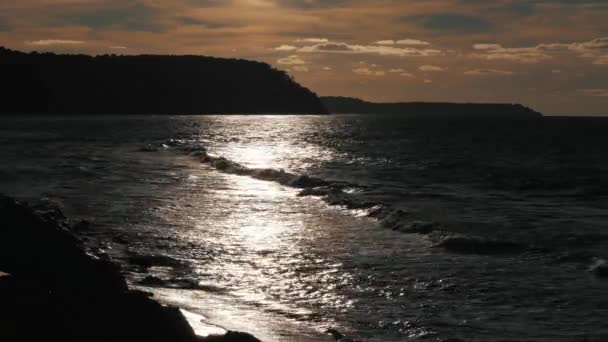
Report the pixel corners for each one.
[589,259,608,278]
[156,139,355,190]
[146,139,596,259]
[430,234,526,255]
[147,140,529,249]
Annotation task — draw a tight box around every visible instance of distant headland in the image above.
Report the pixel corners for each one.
[321,96,543,118]
[1,47,543,118]
[0,47,326,115]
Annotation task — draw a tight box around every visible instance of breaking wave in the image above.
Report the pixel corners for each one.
[143,139,602,260]
[148,140,430,234]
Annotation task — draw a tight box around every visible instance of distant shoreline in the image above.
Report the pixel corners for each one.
[321,96,544,118]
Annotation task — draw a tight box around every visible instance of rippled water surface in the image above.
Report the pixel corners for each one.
[1,115,607,342]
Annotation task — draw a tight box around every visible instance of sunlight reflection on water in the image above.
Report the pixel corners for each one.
[197,115,340,173]
[146,166,369,341]
[4,115,605,342]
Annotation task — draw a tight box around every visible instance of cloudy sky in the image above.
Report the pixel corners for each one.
[1,0,608,115]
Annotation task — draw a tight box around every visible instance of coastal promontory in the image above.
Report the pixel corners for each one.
[321,96,543,118]
[0,47,326,115]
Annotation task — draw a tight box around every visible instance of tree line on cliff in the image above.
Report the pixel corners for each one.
[0,47,326,115]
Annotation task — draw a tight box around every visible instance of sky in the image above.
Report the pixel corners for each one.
[1,0,608,115]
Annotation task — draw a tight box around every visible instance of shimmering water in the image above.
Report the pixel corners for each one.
[1,115,607,342]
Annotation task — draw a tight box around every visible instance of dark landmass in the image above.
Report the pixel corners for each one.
[321,96,543,118]
[0,194,260,342]
[0,47,326,115]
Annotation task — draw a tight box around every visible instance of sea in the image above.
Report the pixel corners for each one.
[0,114,607,342]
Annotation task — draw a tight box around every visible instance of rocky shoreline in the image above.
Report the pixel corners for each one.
[0,194,260,342]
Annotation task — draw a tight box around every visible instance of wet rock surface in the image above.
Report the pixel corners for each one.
[0,194,261,342]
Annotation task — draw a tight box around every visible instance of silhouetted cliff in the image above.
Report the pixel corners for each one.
[0,47,326,115]
[322,96,543,118]
[0,194,261,342]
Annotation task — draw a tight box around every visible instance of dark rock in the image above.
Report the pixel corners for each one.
[139,275,169,287]
[190,150,207,158]
[211,157,237,171]
[0,194,260,342]
[253,168,282,180]
[288,175,328,188]
[327,328,345,340]
[367,205,389,219]
[297,187,333,197]
[130,289,155,298]
[72,219,92,232]
[326,328,360,342]
[0,194,127,294]
[379,209,410,230]
[201,331,261,342]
